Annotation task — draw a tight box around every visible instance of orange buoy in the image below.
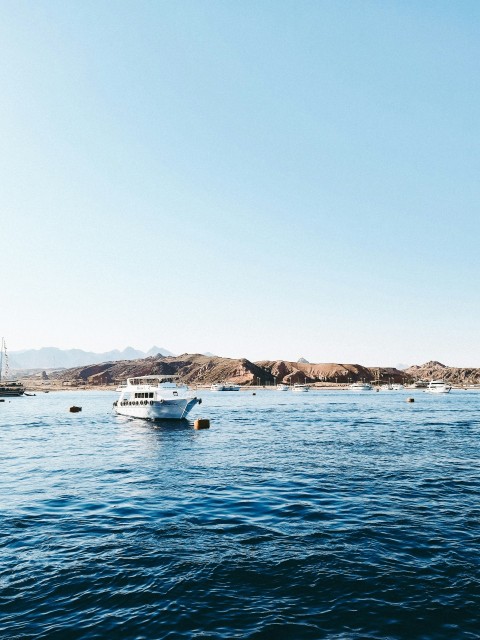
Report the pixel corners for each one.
[69,406,82,413]
[194,418,210,430]
[406,398,415,403]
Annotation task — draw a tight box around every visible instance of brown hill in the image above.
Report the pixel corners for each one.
[48,354,408,386]
[50,354,274,386]
[405,362,480,385]
[257,361,406,384]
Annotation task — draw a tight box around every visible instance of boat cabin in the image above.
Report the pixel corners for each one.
[127,375,179,387]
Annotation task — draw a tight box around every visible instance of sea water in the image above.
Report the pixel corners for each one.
[1,389,479,639]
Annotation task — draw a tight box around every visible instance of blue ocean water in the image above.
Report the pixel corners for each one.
[1,389,479,639]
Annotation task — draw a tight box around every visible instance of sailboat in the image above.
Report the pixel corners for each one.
[0,338,25,397]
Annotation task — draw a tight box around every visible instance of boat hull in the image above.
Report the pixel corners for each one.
[114,397,200,420]
[0,387,25,397]
[349,382,373,391]
[425,380,452,394]
[211,385,240,391]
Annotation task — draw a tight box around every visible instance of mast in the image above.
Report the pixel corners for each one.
[3,339,9,380]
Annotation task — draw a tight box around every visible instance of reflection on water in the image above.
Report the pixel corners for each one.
[1,389,480,639]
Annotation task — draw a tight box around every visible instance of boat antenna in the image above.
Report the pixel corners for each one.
[4,339,9,380]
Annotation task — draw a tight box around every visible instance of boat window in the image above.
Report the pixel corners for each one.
[149,392,153,398]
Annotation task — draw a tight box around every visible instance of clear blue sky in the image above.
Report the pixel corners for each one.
[1,0,479,366]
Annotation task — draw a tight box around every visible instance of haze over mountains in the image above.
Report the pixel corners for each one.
[10,346,174,370]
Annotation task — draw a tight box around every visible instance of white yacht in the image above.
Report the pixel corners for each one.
[292,383,310,392]
[349,382,373,391]
[276,383,290,391]
[114,376,201,420]
[412,379,428,388]
[391,383,404,390]
[425,380,452,394]
[210,383,240,391]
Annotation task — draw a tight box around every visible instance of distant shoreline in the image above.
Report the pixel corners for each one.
[19,381,478,393]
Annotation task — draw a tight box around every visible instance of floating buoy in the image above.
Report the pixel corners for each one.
[406,397,415,403]
[69,406,82,413]
[252,392,256,396]
[194,418,210,430]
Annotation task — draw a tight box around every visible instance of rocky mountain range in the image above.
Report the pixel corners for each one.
[405,361,480,385]
[10,346,174,370]
[42,353,409,386]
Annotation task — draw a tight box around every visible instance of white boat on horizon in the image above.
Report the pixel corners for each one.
[349,382,373,391]
[412,379,429,388]
[378,382,404,391]
[425,380,452,394]
[211,383,241,391]
[292,383,310,392]
[276,383,290,391]
[114,376,201,420]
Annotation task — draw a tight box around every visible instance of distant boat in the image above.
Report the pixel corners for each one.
[391,383,404,390]
[0,338,25,397]
[425,380,452,394]
[211,383,240,391]
[0,380,26,397]
[292,384,310,392]
[114,375,201,420]
[276,383,290,391]
[349,382,373,391]
[412,379,428,388]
